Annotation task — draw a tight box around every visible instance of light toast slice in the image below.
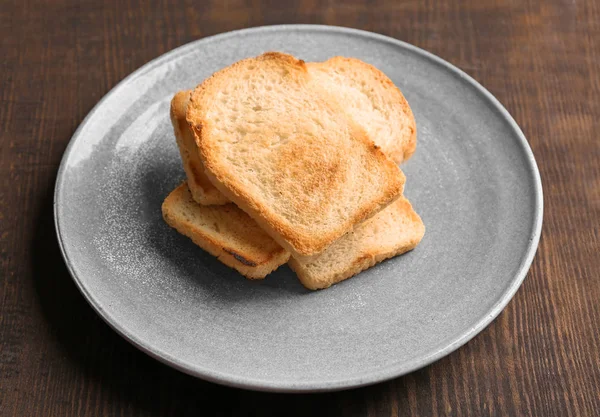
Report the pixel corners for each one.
[172,57,415,206]
[187,52,405,257]
[162,182,424,289]
[162,182,289,279]
[170,91,228,205]
[307,57,416,163]
[288,196,425,290]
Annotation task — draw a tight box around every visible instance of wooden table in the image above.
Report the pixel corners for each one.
[1,0,599,415]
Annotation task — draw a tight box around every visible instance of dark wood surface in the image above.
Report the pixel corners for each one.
[1,0,599,415]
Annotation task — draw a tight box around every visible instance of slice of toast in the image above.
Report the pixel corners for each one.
[162,182,290,279]
[170,91,228,205]
[187,52,405,257]
[288,196,425,290]
[162,182,424,288]
[172,57,415,206]
[307,57,416,163]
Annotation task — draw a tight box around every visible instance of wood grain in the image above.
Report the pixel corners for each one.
[1,0,599,415]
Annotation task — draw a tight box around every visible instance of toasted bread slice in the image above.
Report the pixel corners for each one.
[307,57,416,163]
[288,196,425,290]
[162,182,289,279]
[187,52,405,257]
[170,91,228,205]
[173,57,415,206]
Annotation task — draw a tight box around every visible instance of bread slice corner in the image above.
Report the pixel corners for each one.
[288,196,425,290]
[162,182,290,279]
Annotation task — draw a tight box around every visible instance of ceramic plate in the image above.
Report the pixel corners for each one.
[54,25,543,392]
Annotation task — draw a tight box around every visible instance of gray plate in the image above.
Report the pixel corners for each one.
[54,25,543,392]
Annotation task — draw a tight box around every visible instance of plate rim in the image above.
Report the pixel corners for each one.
[54,24,544,392]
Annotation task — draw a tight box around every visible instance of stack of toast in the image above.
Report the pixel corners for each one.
[162,52,425,290]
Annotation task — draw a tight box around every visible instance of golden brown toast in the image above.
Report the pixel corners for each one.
[187,52,405,257]
[171,57,416,206]
[288,196,425,289]
[162,182,289,279]
[170,91,228,205]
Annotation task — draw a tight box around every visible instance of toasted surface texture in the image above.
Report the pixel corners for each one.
[307,57,417,163]
[162,182,290,279]
[288,196,425,290]
[170,91,228,205]
[187,52,405,256]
